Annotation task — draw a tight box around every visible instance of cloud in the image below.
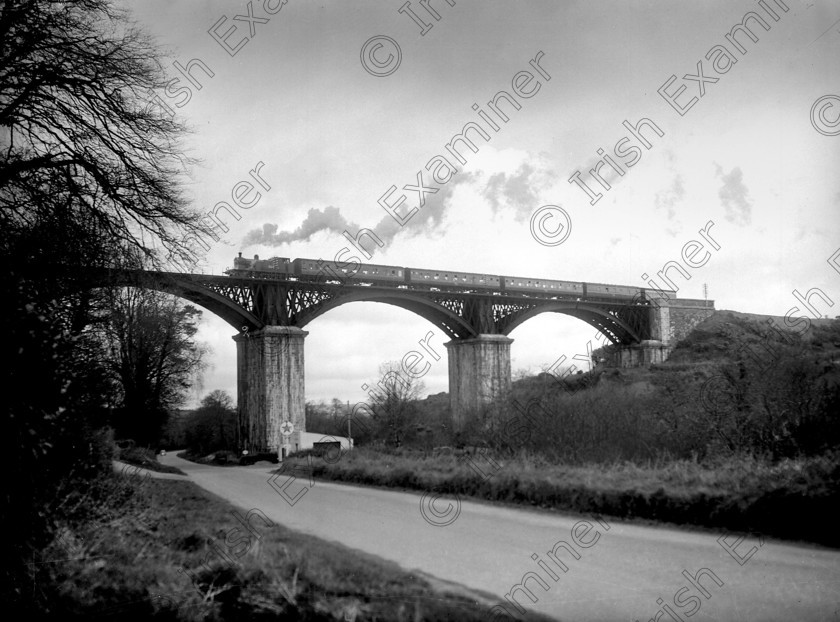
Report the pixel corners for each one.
[655,175,685,222]
[715,165,752,226]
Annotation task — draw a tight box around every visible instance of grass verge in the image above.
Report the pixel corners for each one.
[29,476,549,620]
[283,448,840,548]
[117,446,186,475]
[177,449,279,467]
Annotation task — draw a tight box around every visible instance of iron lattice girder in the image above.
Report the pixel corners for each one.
[64,268,263,330]
[222,278,652,345]
[494,297,654,344]
[204,282,254,311]
[77,270,654,343]
[614,300,652,339]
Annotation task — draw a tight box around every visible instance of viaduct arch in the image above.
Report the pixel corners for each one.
[73,266,714,458]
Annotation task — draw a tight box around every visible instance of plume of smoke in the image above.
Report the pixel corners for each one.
[716,165,752,226]
[482,160,556,220]
[243,206,356,246]
[244,152,560,252]
[370,171,476,241]
[243,172,474,250]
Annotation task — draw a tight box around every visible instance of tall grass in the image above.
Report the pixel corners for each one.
[28,476,552,620]
[286,447,840,547]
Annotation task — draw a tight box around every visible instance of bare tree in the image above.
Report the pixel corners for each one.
[0,0,210,267]
[366,361,425,447]
[0,1,212,607]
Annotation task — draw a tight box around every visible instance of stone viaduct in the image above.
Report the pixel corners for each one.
[85,265,714,458]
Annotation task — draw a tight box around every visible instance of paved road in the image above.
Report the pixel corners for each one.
[160,453,840,621]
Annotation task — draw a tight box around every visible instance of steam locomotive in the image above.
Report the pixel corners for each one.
[225,254,674,301]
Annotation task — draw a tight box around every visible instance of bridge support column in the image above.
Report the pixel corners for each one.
[648,299,672,344]
[613,340,671,367]
[445,334,513,431]
[233,326,308,459]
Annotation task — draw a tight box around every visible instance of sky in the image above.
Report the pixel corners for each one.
[125,0,840,408]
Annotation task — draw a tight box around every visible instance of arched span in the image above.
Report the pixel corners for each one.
[503,302,643,344]
[80,269,264,331]
[298,290,476,339]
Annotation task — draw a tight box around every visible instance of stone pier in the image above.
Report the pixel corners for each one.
[445,334,513,430]
[233,326,307,458]
[613,340,671,367]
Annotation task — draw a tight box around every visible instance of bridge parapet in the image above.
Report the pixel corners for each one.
[610,297,715,367]
[664,298,716,344]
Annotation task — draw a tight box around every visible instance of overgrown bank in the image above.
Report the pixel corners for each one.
[117,444,185,474]
[285,448,840,547]
[24,474,548,620]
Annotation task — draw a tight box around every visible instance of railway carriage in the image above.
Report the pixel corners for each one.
[293,258,403,283]
[226,256,674,305]
[407,268,501,289]
[349,263,405,283]
[502,276,585,295]
[292,257,350,280]
[586,282,640,299]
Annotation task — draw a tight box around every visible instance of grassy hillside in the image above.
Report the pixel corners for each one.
[499,311,840,463]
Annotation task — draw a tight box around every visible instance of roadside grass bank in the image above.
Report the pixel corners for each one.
[117,445,186,474]
[178,448,279,466]
[284,448,840,548]
[28,476,542,621]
